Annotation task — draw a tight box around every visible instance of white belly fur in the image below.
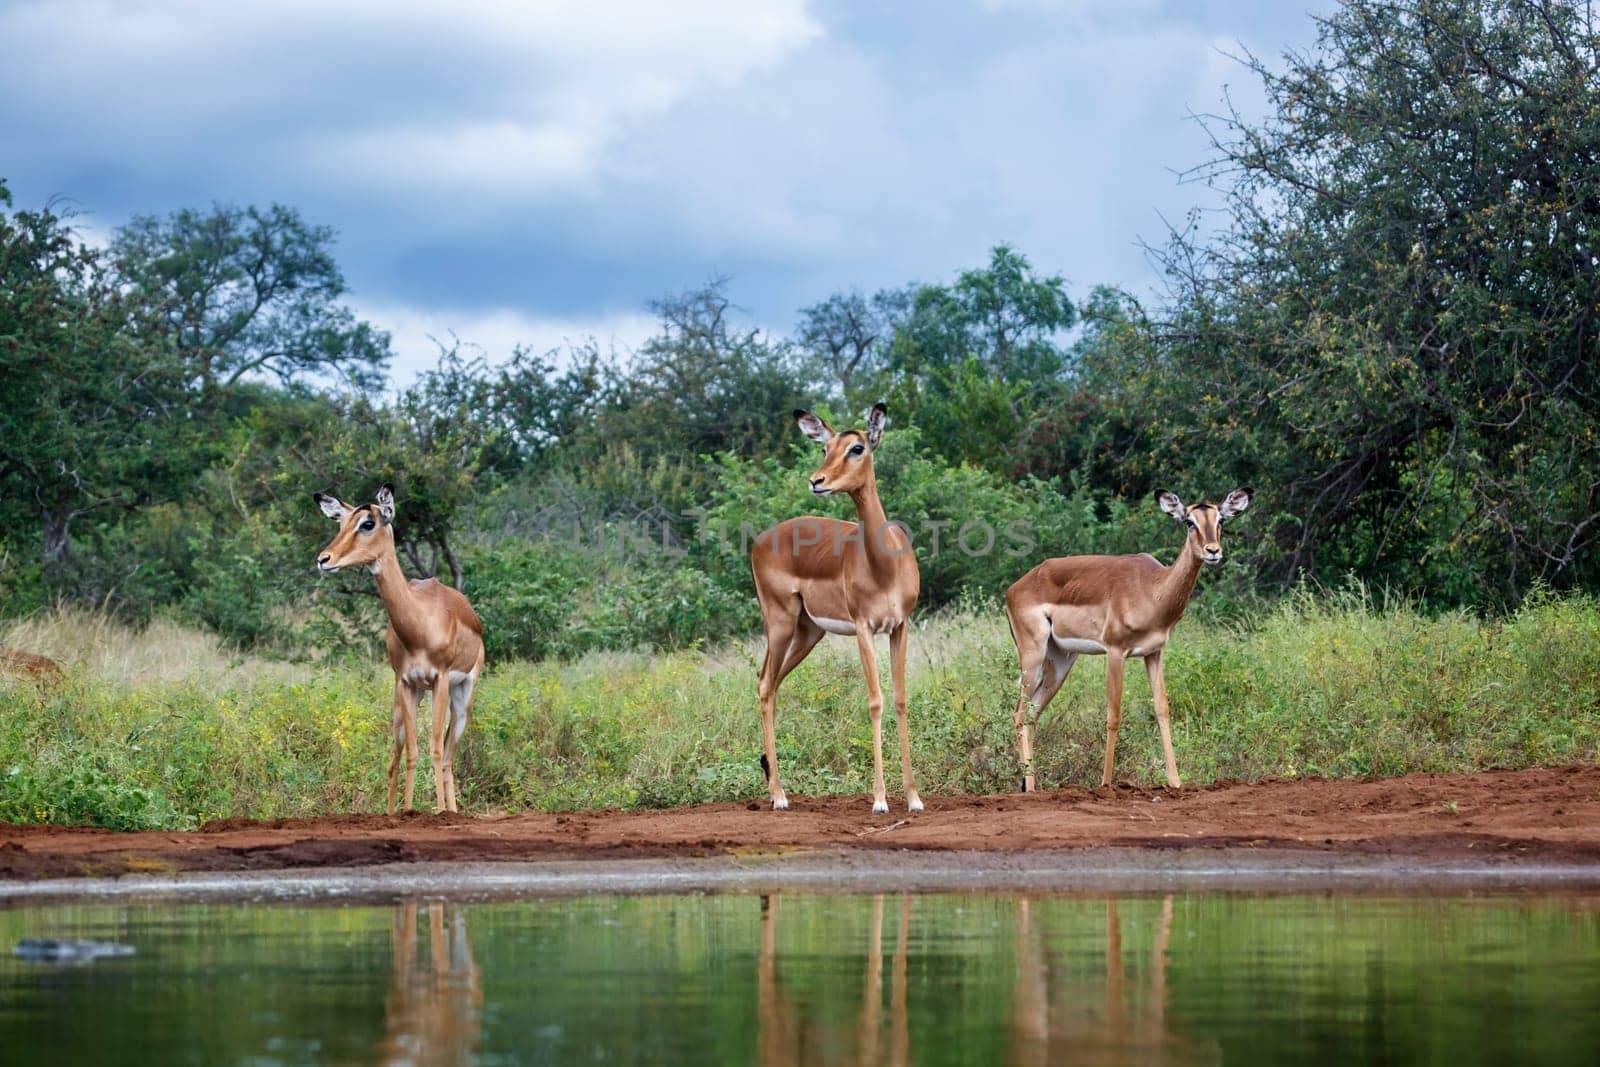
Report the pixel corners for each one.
[402,668,475,688]
[1052,636,1108,655]
[806,612,859,636]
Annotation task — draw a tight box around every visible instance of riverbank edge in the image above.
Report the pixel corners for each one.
[6,847,1600,905]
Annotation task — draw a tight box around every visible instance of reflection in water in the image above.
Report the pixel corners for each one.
[758,892,1206,1066]
[3,893,1599,1063]
[759,894,911,1066]
[1010,896,1215,1066]
[383,902,483,1066]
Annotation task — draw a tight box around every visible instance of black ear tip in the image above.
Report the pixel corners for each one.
[380,482,395,495]
[872,401,888,414]
[1239,486,1254,496]
[1153,489,1170,501]
[312,492,324,503]
[792,409,808,421]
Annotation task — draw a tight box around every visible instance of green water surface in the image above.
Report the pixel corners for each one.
[1,891,1597,1064]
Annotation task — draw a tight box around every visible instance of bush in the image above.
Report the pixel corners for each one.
[0,763,187,831]
[463,537,754,662]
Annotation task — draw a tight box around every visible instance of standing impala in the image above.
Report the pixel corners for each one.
[314,485,484,813]
[751,403,922,814]
[1005,488,1251,791]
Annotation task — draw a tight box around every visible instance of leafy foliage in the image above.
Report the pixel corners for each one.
[0,182,186,578]
[1083,0,1600,604]
[887,245,1075,467]
[4,0,1600,660]
[112,202,390,395]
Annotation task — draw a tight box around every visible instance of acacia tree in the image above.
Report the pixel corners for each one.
[1105,0,1600,603]
[112,203,390,400]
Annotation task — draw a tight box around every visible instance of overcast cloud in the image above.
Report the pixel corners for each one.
[0,0,1331,379]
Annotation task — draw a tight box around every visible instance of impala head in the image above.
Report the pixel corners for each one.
[313,484,396,573]
[795,402,888,497]
[1157,487,1251,565]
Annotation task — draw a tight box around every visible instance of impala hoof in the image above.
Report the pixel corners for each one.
[772,796,790,811]
[872,799,890,814]
[908,797,924,813]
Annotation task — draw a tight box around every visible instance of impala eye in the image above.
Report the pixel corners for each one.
[1186,519,1197,529]
[360,519,376,532]
[849,444,865,456]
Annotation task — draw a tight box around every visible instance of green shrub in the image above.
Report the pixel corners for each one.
[0,763,187,831]
[463,537,753,662]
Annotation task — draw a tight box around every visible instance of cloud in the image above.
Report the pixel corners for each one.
[0,0,1330,373]
[976,0,1165,20]
[0,0,820,202]
[577,9,1280,316]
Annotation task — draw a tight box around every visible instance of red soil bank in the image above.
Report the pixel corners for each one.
[2,765,1597,880]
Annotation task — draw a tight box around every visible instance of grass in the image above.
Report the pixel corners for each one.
[2,591,1597,830]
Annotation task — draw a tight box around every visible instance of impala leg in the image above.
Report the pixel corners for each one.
[1011,697,1038,793]
[758,614,799,810]
[758,894,785,1066]
[444,670,478,813]
[861,895,884,1064]
[393,900,418,976]
[1024,650,1080,790]
[1101,650,1126,786]
[430,680,451,813]
[1145,649,1181,788]
[767,622,824,809]
[1152,895,1174,1030]
[392,681,421,812]
[775,617,824,688]
[889,625,922,812]
[891,896,911,1067]
[1011,624,1079,792]
[1106,898,1124,1033]
[1010,626,1047,792]
[386,681,408,814]
[428,902,446,983]
[856,629,888,814]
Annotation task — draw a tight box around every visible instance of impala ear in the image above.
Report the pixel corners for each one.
[375,484,396,525]
[865,402,888,450]
[1156,490,1188,521]
[314,492,350,522]
[1219,486,1252,519]
[794,409,834,445]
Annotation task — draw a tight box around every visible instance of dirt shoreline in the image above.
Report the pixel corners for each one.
[3,765,1598,883]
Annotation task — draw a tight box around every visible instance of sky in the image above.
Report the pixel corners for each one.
[0,0,1333,381]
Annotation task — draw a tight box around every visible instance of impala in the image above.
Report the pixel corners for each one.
[1005,488,1251,790]
[751,403,922,813]
[758,893,911,1067]
[1011,896,1179,1063]
[314,484,485,813]
[383,902,482,1064]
